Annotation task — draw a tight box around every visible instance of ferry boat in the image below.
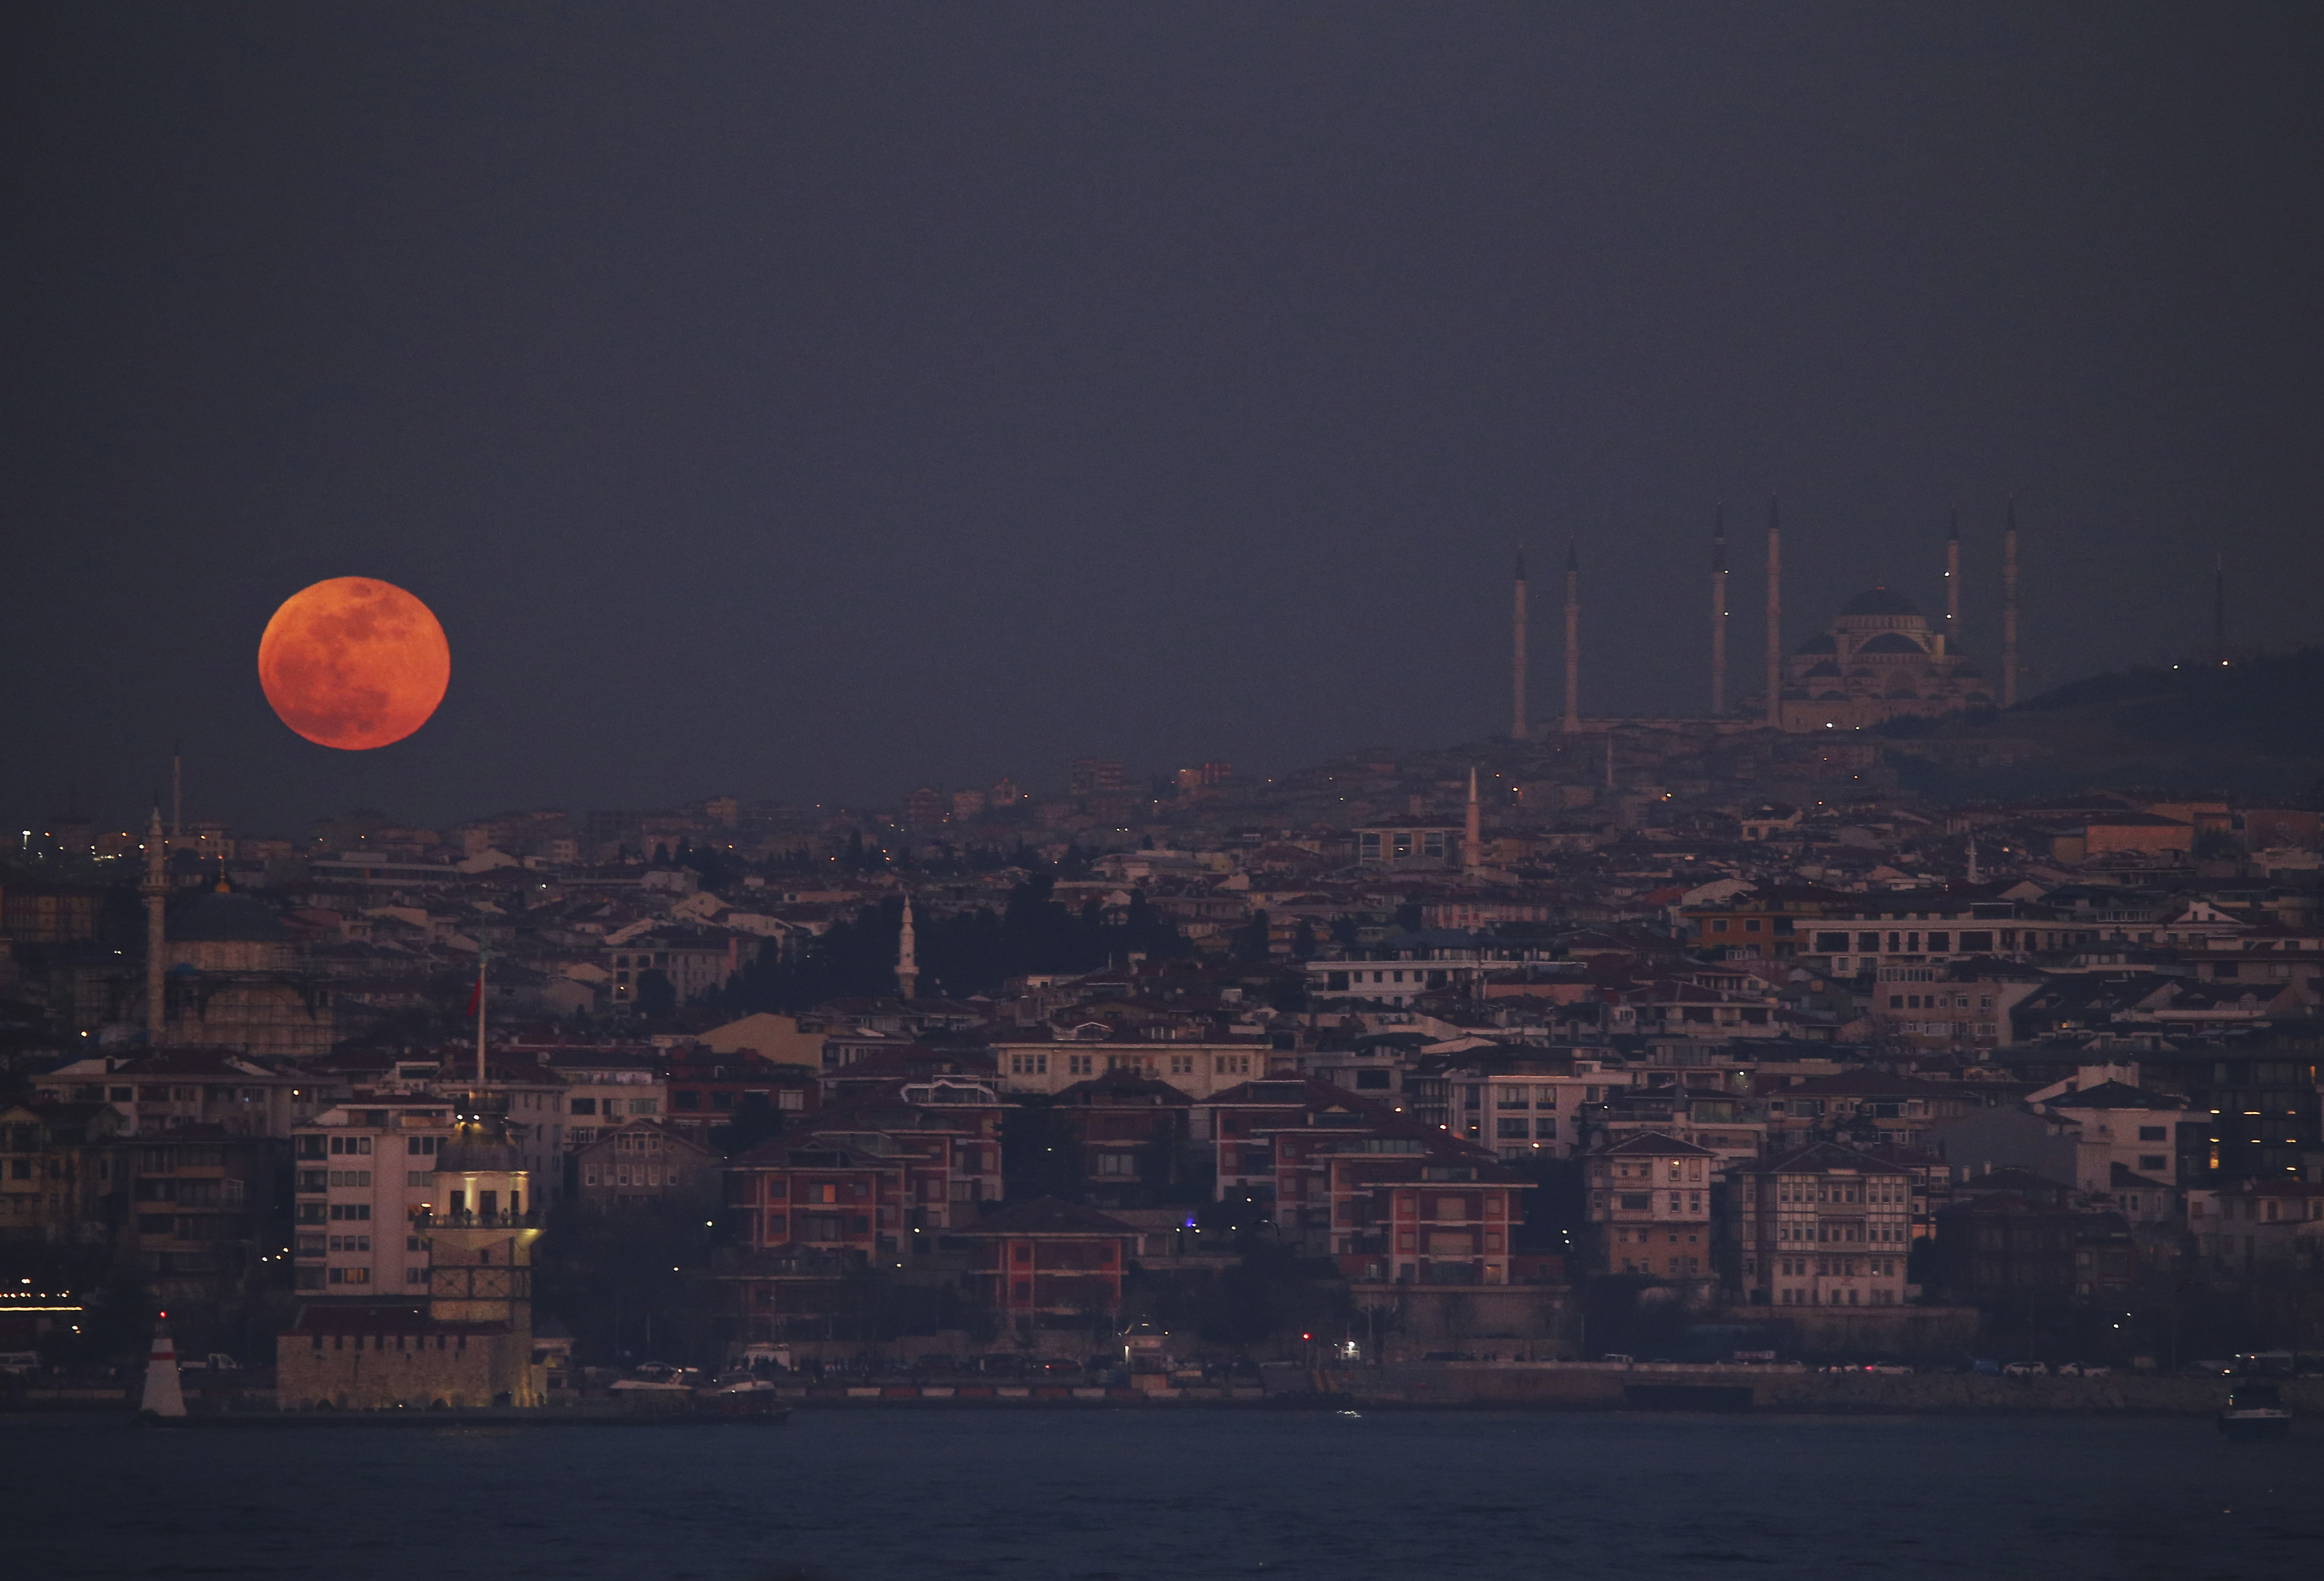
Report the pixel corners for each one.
[2217,1383,2292,1441]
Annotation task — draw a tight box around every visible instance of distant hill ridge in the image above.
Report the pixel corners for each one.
[2015,645,2324,747]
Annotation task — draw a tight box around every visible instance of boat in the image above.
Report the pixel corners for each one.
[2217,1382,2292,1441]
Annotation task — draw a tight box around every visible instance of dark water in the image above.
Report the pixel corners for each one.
[7,1409,2320,1580]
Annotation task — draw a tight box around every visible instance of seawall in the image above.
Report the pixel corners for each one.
[1308,1362,2324,1415]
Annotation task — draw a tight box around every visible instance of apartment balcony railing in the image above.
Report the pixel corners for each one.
[409,1208,541,1230]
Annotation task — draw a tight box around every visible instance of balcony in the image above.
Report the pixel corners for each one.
[409,1208,542,1230]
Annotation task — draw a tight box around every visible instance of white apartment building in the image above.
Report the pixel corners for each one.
[1449,1057,1632,1161]
[292,1098,455,1297]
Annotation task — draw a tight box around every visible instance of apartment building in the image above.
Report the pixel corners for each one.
[575,1119,716,1215]
[2032,1079,2188,1192]
[1442,1048,1630,1161]
[123,1126,280,1319]
[1048,1071,1194,1201]
[993,1037,1276,1100]
[34,1049,317,1139]
[1324,1138,1529,1287]
[960,1196,1141,1326]
[292,1098,456,1298]
[721,1139,904,1261]
[1585,1133,1716,1287]
[0,1100,119,1245]
[1590,1087,1768,1173]
[1727,1142,1914,1308]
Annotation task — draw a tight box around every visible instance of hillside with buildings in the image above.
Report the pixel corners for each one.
[4,683,2323,1394]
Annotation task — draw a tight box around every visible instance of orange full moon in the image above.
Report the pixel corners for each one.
[258,578,450,750]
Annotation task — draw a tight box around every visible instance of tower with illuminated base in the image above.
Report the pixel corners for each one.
[420,1111,544,1399]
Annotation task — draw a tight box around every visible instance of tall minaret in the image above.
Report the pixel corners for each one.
[1710,507,1729,716]
[142,805,167,1046]
[2001,501,2020,707]
[2213,554,2226,666]
[896,894,919,1000]
[1511,549,1529,741]
[1561,544,1581,735]
[1944,511,1960,655]
[1764,499,1782,728]
[473,945,488,1089]
[1462,767,1483,873]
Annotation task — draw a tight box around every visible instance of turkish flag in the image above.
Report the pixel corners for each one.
[465,976,482,1018]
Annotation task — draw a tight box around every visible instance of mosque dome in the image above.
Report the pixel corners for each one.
[1840,586,1922,619]
[1858,632,1927,655]
[167,890,294,943]
[1794,633,1838,656]
[1804,660,1842,678]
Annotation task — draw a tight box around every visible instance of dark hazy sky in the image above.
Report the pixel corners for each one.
[6,4,2320,835]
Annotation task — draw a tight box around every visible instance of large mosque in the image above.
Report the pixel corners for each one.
[1511,506,2022,736]
[1779,585,1993,730]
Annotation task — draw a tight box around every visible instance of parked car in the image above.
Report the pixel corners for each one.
[2002,1362,2047,1379]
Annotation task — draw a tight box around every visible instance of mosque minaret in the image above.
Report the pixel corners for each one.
[1763,501,1782,727]
[1561,545,1581,735]
[1709,509,1728,717]
[1510,549,1529,741]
